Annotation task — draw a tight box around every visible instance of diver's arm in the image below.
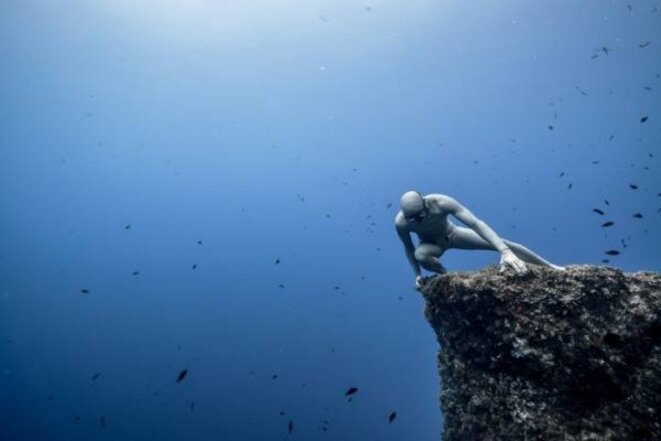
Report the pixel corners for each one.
[395,217,420,277]
[437,196,510,253]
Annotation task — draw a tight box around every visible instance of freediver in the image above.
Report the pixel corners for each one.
[395,191,565,290]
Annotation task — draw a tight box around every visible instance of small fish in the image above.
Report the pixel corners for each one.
[548,125,554,130]
[288,420,294,434]
[275,259,280,264]
[345,387,358,396]
[191,264,197,270]
[633,213,643,218]
[602,259,610,263]
[190,401,195,411]
[132,271,139,276]
[639,41,650,48]
[389,411,397,423]
[559,171,565,177]
[592,208,605,215]
[605,250,620,256]
[124,224,131,230]
[604,199,610,205]
[629,184,638,189]
[271,374,278,380]
[80,289,90,294]
[602,46,610,55]
[640,116,649,123]
[100,416,106,429]
[601,221,614,228]
[176,369,188,383]
[568,183,573,190]
[386,202,392,208]
[91,373,102,380]
[608,134,614,141]
[197,240,203,245]
[278,284,285,288]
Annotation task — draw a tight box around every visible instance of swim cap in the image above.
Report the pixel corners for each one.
[400,191,424,216]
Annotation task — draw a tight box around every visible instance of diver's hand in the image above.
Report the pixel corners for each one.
[499,249,528,275]
[414,276,424,291]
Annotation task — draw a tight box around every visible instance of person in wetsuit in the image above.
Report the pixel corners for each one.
[395,190,565,290]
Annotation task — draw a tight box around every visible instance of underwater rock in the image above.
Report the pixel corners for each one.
[419,265,660,441]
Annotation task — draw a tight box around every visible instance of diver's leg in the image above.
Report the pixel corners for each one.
[502,239,565,270]
[414,243,447,274]
[449,227,565,270]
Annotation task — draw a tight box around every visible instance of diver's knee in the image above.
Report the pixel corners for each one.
[413,247,427,262]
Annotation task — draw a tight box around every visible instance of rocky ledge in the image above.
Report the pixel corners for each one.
[419,265,660,441]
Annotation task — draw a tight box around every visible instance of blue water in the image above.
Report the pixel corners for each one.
[1,1,659,440]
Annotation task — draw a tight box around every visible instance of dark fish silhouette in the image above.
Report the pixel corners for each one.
[592,208,605,215]
[124,224,131,230]
[604,199,610,205]
[91,373,101,380]
[80,289,90,294]
[275,259,280,264]
[605,250,620,256]
[100,416,106,429]
[601,221,614,228]
[633,213,643,218]
[345,387,358,396]
[389,411,397,423]
[288,420,294,434]
[177,369,188,383]
[629,184,638,189]
[271,374,278,380]
[568,183,573,190]
[191,264,197,270]
[132,271,139,276]
[640,116,649,123]
[639,41,650,48]
[190,401,195,411]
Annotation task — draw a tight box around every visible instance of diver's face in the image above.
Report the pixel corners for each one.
[405,201,428,224]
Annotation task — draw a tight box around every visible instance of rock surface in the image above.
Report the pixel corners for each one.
[420,265,660,441]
